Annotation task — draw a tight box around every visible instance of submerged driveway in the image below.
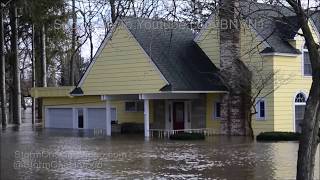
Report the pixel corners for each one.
[0,110,319,179]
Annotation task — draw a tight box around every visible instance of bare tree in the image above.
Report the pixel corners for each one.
[281,1,320,179]
[10,0,21,125]
[0,2,7,126]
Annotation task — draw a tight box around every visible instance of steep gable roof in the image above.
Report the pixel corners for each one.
[121,17,227,92]
[74,17,227,95]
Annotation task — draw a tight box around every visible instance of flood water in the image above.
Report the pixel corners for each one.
[1,109,319,179]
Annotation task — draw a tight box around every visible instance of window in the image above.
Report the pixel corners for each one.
[213,102,221,119]
[77,108,84,128]
[125,101,144,112]
[295,92,307,133]
[295,92,307,103]
[256,99,266,120]
[125,102,136,112]
[303,46,312,76]
[111,108,117,124]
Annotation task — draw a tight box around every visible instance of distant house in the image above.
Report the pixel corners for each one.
[31,2,320,137]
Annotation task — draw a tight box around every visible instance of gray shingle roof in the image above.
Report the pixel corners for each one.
[238,2,319,54]
[311,11,320,33]
[122,17,227,92]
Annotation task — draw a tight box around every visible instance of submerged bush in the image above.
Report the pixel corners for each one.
[170,132,205,140]
[121,123,144,134]
[256,132,301,141]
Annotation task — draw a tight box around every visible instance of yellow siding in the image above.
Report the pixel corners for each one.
[81,22,167,95]
[272,22,316,132]
[272,55,312,132]
[240,22,275,135]
[31,86,75,98]
[206,94,222,133]
[42,96,153,127]
[196,15,220,67]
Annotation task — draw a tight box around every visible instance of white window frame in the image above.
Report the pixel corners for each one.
[213,101,222,120]
[125,101,144,112]
[293,91,308,132]
[302,45,312,77]
[256,99,266,120]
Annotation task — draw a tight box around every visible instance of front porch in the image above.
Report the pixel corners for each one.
[102,93,221,137]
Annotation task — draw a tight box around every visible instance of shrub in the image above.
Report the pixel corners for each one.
[256,132,301,141]
[170,132,205,140]
[120,123,144,134]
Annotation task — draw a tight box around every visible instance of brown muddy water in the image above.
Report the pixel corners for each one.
[0,109,319,180]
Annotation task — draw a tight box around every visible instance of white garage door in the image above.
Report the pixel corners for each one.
[46,108,73,128]
[87,108,106,130]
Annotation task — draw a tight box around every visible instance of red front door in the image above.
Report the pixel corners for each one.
[173,102,185,130]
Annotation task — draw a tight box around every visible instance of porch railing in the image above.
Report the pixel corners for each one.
[149,128,218,138]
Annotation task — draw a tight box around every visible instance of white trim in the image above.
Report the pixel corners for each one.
[106,101,112,136]
[121,19,170,85]
[261,53,299,57]
[144,99,150,137]
[256,98,266,120]
[293,91,308,132]
[77,19,121,88]
[301,45,312,78]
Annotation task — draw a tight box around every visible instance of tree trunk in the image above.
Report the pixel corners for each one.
[32,24,36,124]
[0,5,7,126]
[10,1,21,125]
[219,0,250,136]
[286,1,320,179]
[297,81,320,180]
[69,0,76,86]
[41,24,47,87]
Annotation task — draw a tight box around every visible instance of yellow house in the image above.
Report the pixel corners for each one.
[31,2,320,137]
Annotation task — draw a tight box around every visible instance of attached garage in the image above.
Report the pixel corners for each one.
[87,108,106,130]
[46,108,74,129]
[45,106,114,136]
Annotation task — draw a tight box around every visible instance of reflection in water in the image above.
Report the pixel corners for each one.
[0,109,319,179]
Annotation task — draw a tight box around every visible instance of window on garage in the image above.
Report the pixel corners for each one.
[125,101,144,112]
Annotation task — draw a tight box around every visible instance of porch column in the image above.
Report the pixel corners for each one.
[106,100,112,136]
[144,99,150,137]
